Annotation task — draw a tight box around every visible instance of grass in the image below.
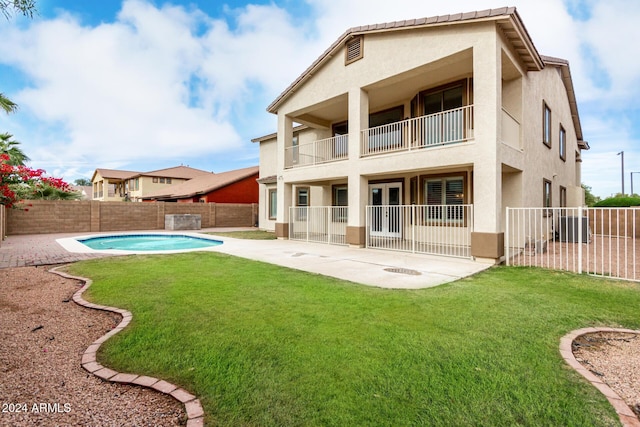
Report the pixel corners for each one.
[67,254,640,426]
[205,229,276,240]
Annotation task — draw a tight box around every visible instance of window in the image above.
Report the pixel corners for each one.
[332,122,348,157]
[297,187,309,206]
[367,106,405,151]
[419,82,466,145]
[166,178,172,184]
[135,178,139,190]
[559,125,566,161]
[291,135,299,165]
[332,185,348,222]
[296,187,309,221]
[560,186,567,208]
[268,189,277,220]
[153,177,158,183]
[345,36,363,65]
[543,102,552,148]
[543,179,552,216]
[424,176,465,221]
[159,177,165,184]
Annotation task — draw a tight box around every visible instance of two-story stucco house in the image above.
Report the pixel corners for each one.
[91,166,211,202]
[254,7,589,264]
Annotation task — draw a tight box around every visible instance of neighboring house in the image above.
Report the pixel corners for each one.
[254,7,589,264]
[72,185,93,200]
[141,166,259,203]
[91,166,211,202]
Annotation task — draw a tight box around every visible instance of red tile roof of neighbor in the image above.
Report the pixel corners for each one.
[142,166,259,200]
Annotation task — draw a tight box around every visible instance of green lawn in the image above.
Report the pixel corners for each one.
[67,254,640,426]
[205,230,276,240]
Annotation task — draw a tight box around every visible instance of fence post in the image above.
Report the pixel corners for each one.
[327,207,331,245]
[505,207,510,266]
[578,205,583,274]
[412,204,416,253]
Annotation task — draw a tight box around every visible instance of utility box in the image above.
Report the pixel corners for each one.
[165,214,201,230]
[558,216,590,243]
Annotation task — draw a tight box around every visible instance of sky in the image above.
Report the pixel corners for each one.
[0,0,638,198]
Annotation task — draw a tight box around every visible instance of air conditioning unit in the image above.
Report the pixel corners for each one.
[558,216,591,243]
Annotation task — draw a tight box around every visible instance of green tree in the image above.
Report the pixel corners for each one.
[0,93,18,114]
[1,0,37,19]
[582,183,600,207]
[0,132,30,166]
[74,178,92,186]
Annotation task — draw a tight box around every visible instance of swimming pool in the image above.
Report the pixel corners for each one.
[77,234,223,252]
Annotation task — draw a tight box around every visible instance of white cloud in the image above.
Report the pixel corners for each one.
[0,0,312,178]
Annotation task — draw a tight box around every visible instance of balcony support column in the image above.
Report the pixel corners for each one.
[471,30,504,262]
[275,114,294,238]
[348,88,368,161]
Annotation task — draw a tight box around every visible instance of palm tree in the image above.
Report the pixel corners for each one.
[0,132,30,165]
[0,93,17,114]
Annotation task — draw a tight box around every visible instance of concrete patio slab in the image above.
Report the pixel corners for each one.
[1,229,491,289]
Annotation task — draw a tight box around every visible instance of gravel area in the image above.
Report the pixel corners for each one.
[0,266,186,427]
[573,332,640,419]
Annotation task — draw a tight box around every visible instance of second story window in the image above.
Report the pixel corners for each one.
[543,101,552,148]
[559,125,566,161]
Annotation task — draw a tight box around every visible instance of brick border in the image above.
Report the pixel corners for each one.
[560,327,640,427]
[50,267,205,427]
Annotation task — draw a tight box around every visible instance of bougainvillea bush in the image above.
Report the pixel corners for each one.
[0,153,79,207]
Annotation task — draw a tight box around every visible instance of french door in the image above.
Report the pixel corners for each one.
[369,183,402,238]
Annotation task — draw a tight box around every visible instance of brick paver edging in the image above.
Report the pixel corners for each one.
[560,327,640,427]
[50,267,205,427]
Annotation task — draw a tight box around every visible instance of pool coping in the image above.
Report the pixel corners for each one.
[50,266,206,427]
[56,231,224,255]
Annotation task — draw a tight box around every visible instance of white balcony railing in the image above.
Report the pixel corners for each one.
[361,105,474,157]
[285,135,348,169]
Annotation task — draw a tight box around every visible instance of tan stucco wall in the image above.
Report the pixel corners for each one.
[259,19,585,243]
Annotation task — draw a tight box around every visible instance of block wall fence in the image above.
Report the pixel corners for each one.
[2,200,259,237]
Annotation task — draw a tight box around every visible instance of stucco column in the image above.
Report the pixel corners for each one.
[471,31,504,261]
[346,88,369,246]
[275,114,293,238]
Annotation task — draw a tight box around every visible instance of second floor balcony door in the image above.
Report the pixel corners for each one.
[423,85,464,144]
[369,183,402,238]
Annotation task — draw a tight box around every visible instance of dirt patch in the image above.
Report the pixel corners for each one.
[573,332,640,420]
[0,266,186,426]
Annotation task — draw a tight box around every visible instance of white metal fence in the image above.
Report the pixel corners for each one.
[506,207,640,281]
[289,207,348,245]
[366,204,473,258]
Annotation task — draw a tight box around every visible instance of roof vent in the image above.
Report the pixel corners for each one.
[345,36,363,65]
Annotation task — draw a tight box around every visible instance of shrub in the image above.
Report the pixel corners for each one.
[593,196,640,207]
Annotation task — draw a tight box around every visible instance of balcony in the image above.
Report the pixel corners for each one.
[285,134,348,169]
[361,105,474,157]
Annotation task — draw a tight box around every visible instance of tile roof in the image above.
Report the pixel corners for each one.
[142,166,259,200]
[93,168,141,181]
[140,166,212,179]
[267,7,542,113]
[91,165,212,182]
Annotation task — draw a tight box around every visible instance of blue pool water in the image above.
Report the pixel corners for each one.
[78,234,222,251]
